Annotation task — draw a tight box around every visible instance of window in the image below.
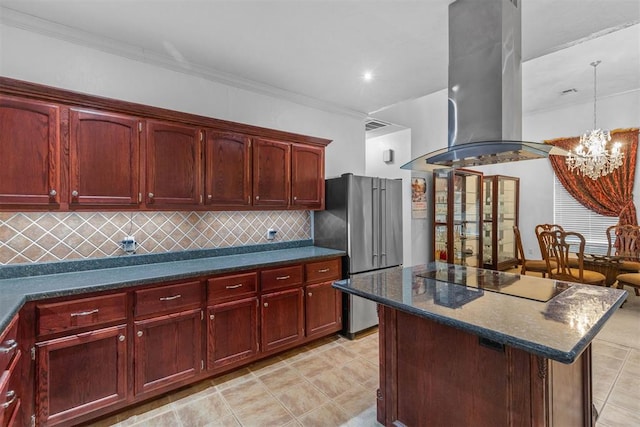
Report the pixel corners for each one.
[553,175,618,254]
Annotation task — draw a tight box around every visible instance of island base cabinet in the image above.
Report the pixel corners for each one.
[134,309,202,397]
[207,297,258,371]
[378,306,593,427]
[35,325,128,426]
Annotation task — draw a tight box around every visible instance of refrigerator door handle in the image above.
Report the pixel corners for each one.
[372,179,380,267]
[380,182,387,263]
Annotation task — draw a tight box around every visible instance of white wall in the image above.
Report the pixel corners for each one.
[365,129,413,267]
[372,89,449,264]
[0,23,365,178]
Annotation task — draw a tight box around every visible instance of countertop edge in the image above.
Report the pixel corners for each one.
[0,246,345,332]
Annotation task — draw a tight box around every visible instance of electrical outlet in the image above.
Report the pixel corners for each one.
[121,235,137,254]
[527,248,533,255]
[267,229,277,240]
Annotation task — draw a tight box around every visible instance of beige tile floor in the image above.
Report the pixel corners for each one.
[89,289,639,427]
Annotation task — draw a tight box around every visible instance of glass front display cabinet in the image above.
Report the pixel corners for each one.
[482,175,519,271]
[433,169,483,267]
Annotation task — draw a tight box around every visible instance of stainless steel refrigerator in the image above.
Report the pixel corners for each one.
[314,173,403,338]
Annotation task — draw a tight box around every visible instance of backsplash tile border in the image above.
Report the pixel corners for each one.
[0,210,311,266]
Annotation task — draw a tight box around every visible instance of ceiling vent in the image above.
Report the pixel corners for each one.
[365,119,391,132]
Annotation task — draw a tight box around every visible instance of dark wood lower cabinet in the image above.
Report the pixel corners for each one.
[305,281,342,338]
[261,288,304,353]
[134,309,202,396]
[35,325,128,426]
[207,297,258,370]
[24,257,342,426]
[378,306,593,427]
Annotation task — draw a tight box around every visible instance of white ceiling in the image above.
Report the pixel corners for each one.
[0,0,638,116]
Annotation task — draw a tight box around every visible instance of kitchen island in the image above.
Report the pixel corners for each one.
[333,262,627,427]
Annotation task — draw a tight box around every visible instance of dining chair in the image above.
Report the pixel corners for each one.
[606,224,640,273]
[540,229,606,286]
[534,223,579,268]
[513,225,550,277]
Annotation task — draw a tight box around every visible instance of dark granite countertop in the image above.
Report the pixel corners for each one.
[0,241,344,333]
[333,262,627,364]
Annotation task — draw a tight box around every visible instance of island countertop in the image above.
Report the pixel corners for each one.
[333,262,627,364]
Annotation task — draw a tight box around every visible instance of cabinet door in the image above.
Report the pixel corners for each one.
[291,144,324,209]
[36,325,128,426]
[146,120,202,206]
[205,131,251,207]
[134,309,201,396]
[252,138,290,207]
[305,281,342,338]
[260,288,303,353]
[69,108,140,207]
[207,297,258,370]
[0,96,60,206]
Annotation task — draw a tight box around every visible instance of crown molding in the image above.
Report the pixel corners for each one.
[0,7,367,120]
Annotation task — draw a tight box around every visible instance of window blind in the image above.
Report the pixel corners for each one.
[553,175,618,254]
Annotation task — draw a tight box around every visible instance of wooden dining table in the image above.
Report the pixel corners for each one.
[583,254,623,287]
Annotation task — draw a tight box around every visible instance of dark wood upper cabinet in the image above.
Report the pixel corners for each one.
[0,96,60,207]
[291,144,324,210]
[69,108,141,207]
[252,138,291,207]
[146,120,202,207]
[205,131,251,207]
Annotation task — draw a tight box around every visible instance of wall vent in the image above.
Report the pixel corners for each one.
[365,119,391,132]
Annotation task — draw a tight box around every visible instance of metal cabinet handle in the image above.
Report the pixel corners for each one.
[210,314,215,320]
[159,294,182,301]
[137,331,143,337]
[255,196,260,200]
[0,339,17,354]
[71,190,79,197]
[293,196,297,201]
[317,268,330,273]
[207,194,212,199]
[263,302,269,307]
[0,390,16,409]
[225,284,243,289]
[308,292,313,297]
[276,275,290,280]
[49,189,57,197]
[70,309,98,317]
[148,192,154,199]
[118,335,125,342]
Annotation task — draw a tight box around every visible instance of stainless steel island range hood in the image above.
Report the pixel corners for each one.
[402,0,568,171]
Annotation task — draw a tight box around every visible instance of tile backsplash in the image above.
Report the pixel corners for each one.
[0,210,310,265]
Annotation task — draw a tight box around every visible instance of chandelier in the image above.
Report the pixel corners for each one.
[566,60,623,180]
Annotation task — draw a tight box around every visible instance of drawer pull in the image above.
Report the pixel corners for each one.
[276,275,290,280]
[70,309,99,317]
[1,390,16,409]
[317,268,330,273]
[159,294,182,301]
[137,331,143,337]
[0,339,17,354]
[225,284,243,289]
[118,335,125,342]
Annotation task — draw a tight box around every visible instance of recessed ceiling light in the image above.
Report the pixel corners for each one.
[363,71,373,82]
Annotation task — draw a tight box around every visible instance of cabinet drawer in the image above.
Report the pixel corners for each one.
[261,265,304,292]
[37,294,127,336]
[305,258,341,283]
[0,349,21,427]
[135,281,202,318]
[0,316,18,373]
[207,272,257,303]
